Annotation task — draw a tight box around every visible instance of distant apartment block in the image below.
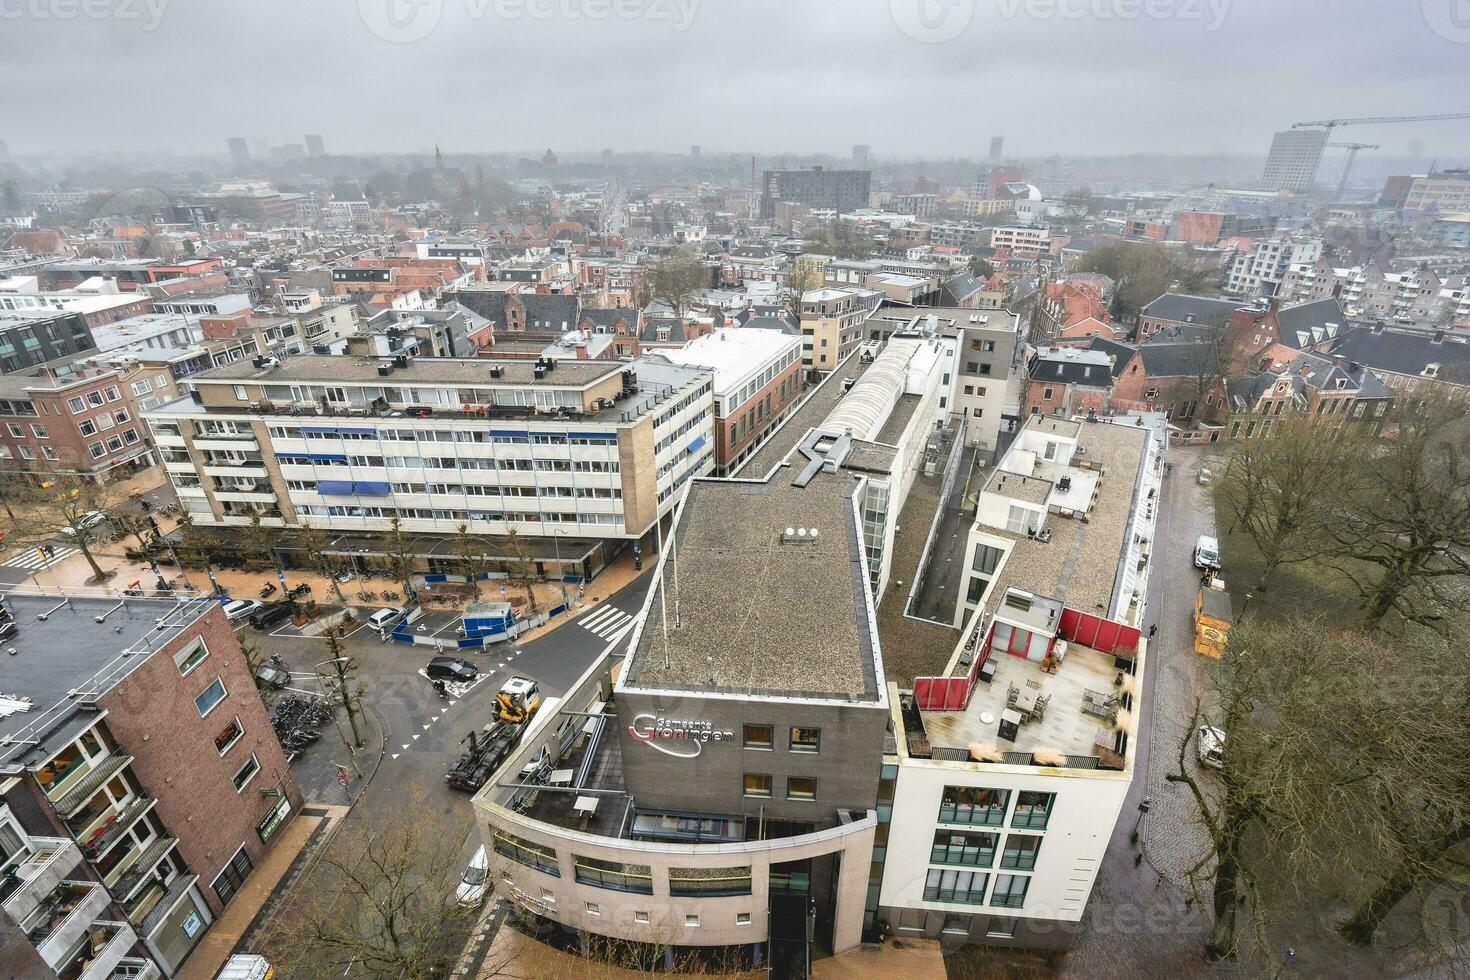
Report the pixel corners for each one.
[800,287,881,374]
[760,168,871,217]
[1259,129,1328,194]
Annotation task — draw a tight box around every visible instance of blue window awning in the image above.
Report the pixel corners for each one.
[687,434,707,453]
[489,429,530,438]
[318,480,391,496]
[306,453,348,463]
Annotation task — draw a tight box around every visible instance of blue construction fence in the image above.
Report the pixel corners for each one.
[389,600,573,650]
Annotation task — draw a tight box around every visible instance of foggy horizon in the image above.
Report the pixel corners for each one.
[2,0,1469,160]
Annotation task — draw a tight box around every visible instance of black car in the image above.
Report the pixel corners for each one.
[249,600,296,630]
[426,656,478,682]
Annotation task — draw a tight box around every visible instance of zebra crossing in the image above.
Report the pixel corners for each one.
[577,603,634,640]
[3,546,79,571]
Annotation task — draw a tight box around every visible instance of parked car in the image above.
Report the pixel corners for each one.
[223,598,263,623]
[1193,534,1221,571]
[254,664,290,690]
[249,601,296,631]
[1197,467,1212,486]
[1196,725,1225,769]
[367,606,407,631]
[454,846,489,907]
[426,656,478,682]
[59,511,109,536]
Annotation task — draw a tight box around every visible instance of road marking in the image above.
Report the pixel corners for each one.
[578,605,633,638]
[3,546,78,570]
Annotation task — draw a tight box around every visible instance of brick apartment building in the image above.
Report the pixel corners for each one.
[0,364,154,480]
[0,594,302,977]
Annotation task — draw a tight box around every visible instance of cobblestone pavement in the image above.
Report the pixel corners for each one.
[1142,449,1220,888]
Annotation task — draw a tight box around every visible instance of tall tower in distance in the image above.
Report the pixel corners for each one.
[305,134,326,157]
[226,137,251,173]
[1260,129,1329,193]
[852,144,871,166]
[690,144,701,159]
[989,136,1004,161]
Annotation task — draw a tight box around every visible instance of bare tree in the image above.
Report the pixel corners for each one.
[1327,394,1470,631]
[454,522,484,599]
[380,516,418,601]
[1212,416,1363,592]
[295,519,347,602]
[21,470,120,583]
[260,811,477,980]
[320,624,363,749]
[504,527,541,617]
[649,249,707,319]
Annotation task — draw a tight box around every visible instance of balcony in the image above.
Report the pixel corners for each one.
[138,874,198,937]
[53,752,133,818]
[31,882,110,965]
[111,958,160,980]
[75,922,140,980]
[82,796,155,862]
[114,838,177,906]
[1,837,83,924]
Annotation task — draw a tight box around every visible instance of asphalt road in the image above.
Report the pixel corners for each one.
[243,570,656,978]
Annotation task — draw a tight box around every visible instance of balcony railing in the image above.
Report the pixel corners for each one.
[115,838,177,904]
[52,752,132,818]
[138,874,197,937]
[83,796,154,861]
[78,922,139,980]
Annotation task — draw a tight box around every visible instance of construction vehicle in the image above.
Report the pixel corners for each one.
[496,676,542,724]
[446,720,521,792]
[1193,576,1233,658]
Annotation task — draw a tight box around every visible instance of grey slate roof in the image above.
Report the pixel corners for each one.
[1331,326,1470,379]
[1085,336,1137,379]
[1028,355,1113,387]
[1140,293,1241,327]
[1275,298,1347,350]
[1138,341,1219,377]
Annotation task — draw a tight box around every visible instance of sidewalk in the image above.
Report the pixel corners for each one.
[175,805,347,980]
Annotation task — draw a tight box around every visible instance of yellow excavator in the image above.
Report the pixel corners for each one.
[496,676,542,725]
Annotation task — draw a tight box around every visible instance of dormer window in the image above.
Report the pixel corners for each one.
[1424,364,1440,378]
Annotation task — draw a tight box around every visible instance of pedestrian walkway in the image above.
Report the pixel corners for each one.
[3,545,77,570]
[175,804,347,980]
[576,603,634,639]
[811,937,945,980]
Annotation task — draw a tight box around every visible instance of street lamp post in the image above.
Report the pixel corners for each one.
[1130,796,1152,845]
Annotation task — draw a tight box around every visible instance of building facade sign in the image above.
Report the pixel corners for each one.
[627,713,735,758]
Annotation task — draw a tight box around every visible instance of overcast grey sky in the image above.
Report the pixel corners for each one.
[2,0,1467,160]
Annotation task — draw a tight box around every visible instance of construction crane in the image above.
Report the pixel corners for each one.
[1326,143,1380,200]
[1293,112,1470,133]
[1285,113,1470,194]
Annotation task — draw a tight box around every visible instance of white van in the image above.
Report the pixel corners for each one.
[368,606,407,631]
[1194,535,1221,570]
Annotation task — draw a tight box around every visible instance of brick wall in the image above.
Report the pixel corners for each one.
[99,607,302,916]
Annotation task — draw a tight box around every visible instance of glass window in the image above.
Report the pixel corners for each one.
[991,874,1030,908]
[215,717,244,755]
[669,866,752,897]
[942,913,970,935]
[931,829,997,867]
[231,753,260,792]
[789,727,820,753]
[493,831,559,876]
[986,916,1018,939]
[574,856,653,894]
[1012,791,1054,830]
[924,868,989,905]
[743,773,772,798]
[743,724,772,750]
[787,777,816,801]
[1000,835,1041,870]
[194,678,227,717]
[939,786,1010,826]
[972,544,1004,576]
[175,639,208,675]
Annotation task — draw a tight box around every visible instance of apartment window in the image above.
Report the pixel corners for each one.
[787,777,816,801]
[89,442,105,459]
[232,385,248,400]
[4,424,19,438]
[1144,387,1159,399]
[743,724,773,750]
[493,832,560,876]
[991,874,1030,909]
[175,639,209,675]
[1042,387,1054,400]
[979,363,992,376]
[931,829,997,867]
[939,786,1009,826]
[990,829,1044,874]
[737,912,752,926]
[67,396,85,413]
[972,544,1003,577]
[942,913,971,935]
[232,753,260,792]
[685,914,700,928]
[574,857,653,894]
[195,678,227,717]
[30,423,46,439]
[743,773,772,798]
[104,386,120,402]
[42,447,57,460]
[924,868,989,905]
[211,845,255,905]
[634,911,650,924]
[585,902,601,916]
[215,717,245,756]
[986,916,1018,939]
[964,385,974,395]
[789,727,821,753]
[79,419,97,436]
[1011,791,1055,830]
[18,447,33,460]
[113,408,130,424]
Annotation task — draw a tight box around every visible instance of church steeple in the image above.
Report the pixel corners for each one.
[435,144,444,174]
